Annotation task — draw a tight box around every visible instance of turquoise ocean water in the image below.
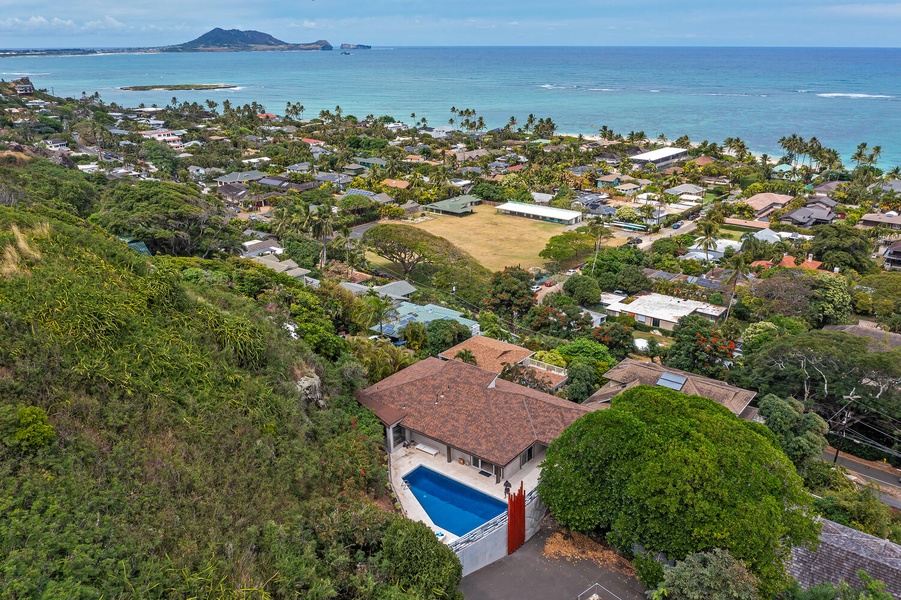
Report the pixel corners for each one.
[3,46,901,165]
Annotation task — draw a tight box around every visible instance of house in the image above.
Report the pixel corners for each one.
[354,358,591,483]
[531,192,554,205]
[584,359,757,419]
[241,239,284,258]
[138,129,184,151]
[424,195,481,216]
[881,241,901,270]
[218,183,251,204]
[860,212,901,230]
[374,302,480,338]
[40,138,69,152]
[253,255,311,279]
[340,280,418,301]
[867,179,901,194]
[753,228,782,244]
[789,519,901,598]
[314,172,353,190]
[812,181,844,197]
[751,254,825,271]
[603,293,725,330]
[630,147,689,169]
[683,239,743,262]
[665,183,704,196]
[495,202,582,225]
[354,157,387,168]
[743,192,794,219]
[383,178,410,190]
[214,170,266,186]
[14,83,34,96]
[615,182,642,196]
[438,336,568,390]
[690,155,715,167]
[286,162,312,173]
[780,206,837,228]
[597,173,623,188]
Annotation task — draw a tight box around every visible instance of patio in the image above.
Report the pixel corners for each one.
[389,444,545,544]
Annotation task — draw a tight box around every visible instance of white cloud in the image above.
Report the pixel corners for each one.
[83,16,128,31]
[0,16,77,31]
[826,3,901,18]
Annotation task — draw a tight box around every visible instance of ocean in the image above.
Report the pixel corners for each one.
[3,46,901,166]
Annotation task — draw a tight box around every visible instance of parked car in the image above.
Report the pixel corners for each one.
[544,280,557,287]
[613,290,628,296]
[672,221,684,229]
[530,285,542,292]
[565,269,577,276]
[687,213,698,221]
[628,237,644,245]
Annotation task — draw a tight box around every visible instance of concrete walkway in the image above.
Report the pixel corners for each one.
[459,528,646,600]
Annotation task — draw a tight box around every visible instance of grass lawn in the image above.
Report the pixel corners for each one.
[632,329,673,347]
[718,225,755,241]
[388,205,572,271]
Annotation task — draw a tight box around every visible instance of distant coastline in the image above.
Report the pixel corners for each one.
[120,84,237,91]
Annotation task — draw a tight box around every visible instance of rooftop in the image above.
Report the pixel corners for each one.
[355,358,592,467]
[439,336,535,374]
[585,359,756,417]
[604,293,725,322]
[495,202,582,220]
[630,147,688,162]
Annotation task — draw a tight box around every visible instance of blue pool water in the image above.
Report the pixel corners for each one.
[403,466,507,536]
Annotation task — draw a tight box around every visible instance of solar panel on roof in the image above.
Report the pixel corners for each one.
[656,372,687,391]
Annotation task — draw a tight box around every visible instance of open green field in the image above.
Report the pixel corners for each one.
[718,225,755,240]
[390,205,567,271]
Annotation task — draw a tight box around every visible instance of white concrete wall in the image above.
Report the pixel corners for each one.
[450,488,548,577]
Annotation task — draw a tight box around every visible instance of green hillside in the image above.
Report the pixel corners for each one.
[0,204,458,598]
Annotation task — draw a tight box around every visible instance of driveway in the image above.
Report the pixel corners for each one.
[459,528,646,600]
[350,221,380,240]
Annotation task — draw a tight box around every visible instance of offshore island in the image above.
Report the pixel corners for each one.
[0,27,370,55]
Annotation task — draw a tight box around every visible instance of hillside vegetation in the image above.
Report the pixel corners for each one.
[0,204,459,598]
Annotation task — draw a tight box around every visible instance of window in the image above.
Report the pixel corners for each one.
[636,315,646,323]
[651,318,660,327]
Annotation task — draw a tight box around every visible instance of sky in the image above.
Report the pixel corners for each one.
[1,0,901,48]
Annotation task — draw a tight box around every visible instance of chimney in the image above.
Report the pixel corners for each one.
[807,254,813,261]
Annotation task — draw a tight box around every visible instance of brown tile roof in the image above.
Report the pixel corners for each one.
[744,192,793,213]
[355,358,591,466]
[439,336,534,374]
[383,178,410,189]
[584,358,756,417]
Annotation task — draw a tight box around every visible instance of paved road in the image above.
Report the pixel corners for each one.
[821,451,901,509]
[350,221,379,240]
[459,528,645,600]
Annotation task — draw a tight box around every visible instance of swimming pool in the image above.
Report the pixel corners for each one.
[402,466,507,536]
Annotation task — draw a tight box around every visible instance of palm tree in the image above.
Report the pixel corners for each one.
[454,349,478,365]
[697,219,720,262]
[305,205,335,269]
[639,203,656,226]
[360,289,397,337]
[721,254,750,321]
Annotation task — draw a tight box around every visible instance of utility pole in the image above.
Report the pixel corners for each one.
[831,388,861,464]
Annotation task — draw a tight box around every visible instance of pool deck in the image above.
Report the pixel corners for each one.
[390,446,543,545]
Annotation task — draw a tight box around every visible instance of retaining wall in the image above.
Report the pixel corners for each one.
[450,488,548,576]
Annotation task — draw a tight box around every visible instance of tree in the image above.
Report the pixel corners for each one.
[362,223,438,276]
[454,349,477,365]
[556,337,616,373]
[482,266,536,319]
[664,315,735,380]
[400,321,428,354]
[758,394,828,473]
[540,231,595,264]
[811,223,875,274]
[426,319,471,356]
[381,519,464,600]
[591,322,635,361]
[651,549,760,600]
[696,219,720,262]
[613,264,652,295]
[783,571,894,600]
[565,360,598,402]
[563,274,601,305]
[537,385,820,597]
[498,363,556,393]
[358,289,397,336]
[89,181,241,257]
